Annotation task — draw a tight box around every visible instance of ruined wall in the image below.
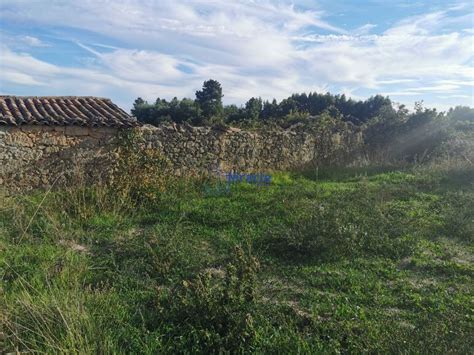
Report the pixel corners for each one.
[0,122,364,190]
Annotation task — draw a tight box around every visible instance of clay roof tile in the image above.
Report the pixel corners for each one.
[0,96,139,128]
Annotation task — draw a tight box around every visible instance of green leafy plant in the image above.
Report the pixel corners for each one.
[158,245,260,352]
[113,128,173,204]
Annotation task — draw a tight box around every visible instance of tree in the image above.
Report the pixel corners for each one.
[131,97,145,110]
[154,97,171,120]
[178,98,201,125]
[261,99,279,121]
[244,97,263,121]
[405,105,439,132]
[291,93,309,113]
[195,79,224,120]
[278,97,299,116]
[131,97,146,118]
[131,97,156,124]
[447,106,474,122]
[224,104,244,124]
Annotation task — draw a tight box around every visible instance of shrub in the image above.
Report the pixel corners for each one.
[112,129,173,204]
[157,245,260,352]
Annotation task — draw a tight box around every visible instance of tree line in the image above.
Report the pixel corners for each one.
[131,79,474,128]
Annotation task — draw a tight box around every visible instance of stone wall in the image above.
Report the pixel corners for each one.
[140,123,363,174]
[0,126,117,189]
[0,122,364,190]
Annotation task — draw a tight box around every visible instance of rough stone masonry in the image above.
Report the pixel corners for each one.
[0,96,364,191]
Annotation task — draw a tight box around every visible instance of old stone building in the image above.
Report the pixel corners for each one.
[0,96,138,189]
[0,95,363,190]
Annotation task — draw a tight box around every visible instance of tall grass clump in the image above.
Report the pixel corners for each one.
[1,272,104,353]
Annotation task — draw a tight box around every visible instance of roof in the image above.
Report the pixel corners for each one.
[0,96,139,127]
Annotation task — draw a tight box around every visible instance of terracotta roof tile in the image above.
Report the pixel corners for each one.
[0,96,139,128]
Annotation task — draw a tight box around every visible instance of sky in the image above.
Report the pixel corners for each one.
[0,0,473,112]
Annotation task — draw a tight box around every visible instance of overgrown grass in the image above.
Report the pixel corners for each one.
[1,164,473,353]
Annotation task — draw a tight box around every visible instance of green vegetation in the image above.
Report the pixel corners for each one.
[131,80,474,166]
[1,162,473,353]
[131,79,474,131]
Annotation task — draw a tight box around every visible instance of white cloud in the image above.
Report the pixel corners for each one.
[78,44,186,83]
[0,33,50,49]
[1,46,59,76]
[19,35,49,47]
[0,0,472,110]
[437,94,470,99]
[1,71,46,86]
[353,23,377,36]
[297,9,473,95]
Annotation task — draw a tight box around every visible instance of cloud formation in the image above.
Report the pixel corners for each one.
[0,0,472,110]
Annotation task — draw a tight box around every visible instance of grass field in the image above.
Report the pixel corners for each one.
[1,164,473,353]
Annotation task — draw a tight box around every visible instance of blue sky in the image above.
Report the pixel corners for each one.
[0,0,473,112]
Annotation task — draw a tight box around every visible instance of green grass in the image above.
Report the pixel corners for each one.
[1,165,473,353]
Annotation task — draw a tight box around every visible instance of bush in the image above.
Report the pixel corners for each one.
[157,245,260,352]
[113,129,173,204]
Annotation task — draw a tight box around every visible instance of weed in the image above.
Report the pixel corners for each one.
[1,164,472,353]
